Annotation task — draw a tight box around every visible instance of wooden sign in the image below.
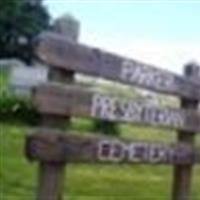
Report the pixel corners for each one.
[33,83,200,132]
[26,129,200,165]
[34,32,200,101]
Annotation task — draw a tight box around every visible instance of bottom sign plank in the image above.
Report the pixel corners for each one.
[26,129,200,165]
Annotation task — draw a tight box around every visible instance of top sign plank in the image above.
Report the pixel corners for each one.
[34,32,200,101]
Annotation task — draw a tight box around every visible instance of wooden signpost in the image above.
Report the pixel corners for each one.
[35,17,80,200]
[25,31,200,200]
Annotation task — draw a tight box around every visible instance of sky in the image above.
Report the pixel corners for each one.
[44,0,200,74]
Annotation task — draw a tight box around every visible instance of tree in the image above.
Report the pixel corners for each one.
[0,0,50,63]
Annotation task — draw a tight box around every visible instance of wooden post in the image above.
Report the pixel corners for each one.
[49,14,80,85]
[172,63,199,200]
[48,14,80,89]
[37,163,65,200]
[36,15,80,200]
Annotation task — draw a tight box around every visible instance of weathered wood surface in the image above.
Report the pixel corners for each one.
[26,128,200,165]
[37,162,65,200]
[34,32,200,101]
[34,18,81,200]
[33,83,200,132]
[172,64,200,200]
[185,63,200,85]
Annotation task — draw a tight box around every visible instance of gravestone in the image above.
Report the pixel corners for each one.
[10,65,48,96]
[0,59,24,69]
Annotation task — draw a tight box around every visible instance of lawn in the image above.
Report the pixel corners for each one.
[1,121,200,200]
[1,67,200,199]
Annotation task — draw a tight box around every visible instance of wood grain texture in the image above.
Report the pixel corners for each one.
[172,64,200,200]
[37,162,65,200]
[34,20,80,200]
[34,32,200,101]
[184,63,200,85]
[26,128,200,165]
[33,83,200,132]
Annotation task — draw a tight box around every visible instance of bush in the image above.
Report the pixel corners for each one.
[0,91,121,133]
[0,88,39,124]
[0,68,120,132]
[92,120,120,136]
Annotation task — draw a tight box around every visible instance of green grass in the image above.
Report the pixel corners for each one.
[0,68,9,86]
[1,121,200,200]
[1,67,200,199]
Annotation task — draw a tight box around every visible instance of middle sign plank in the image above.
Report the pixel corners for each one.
[33,83,200,132]
[26,129,200,165]
[34,32,200,101]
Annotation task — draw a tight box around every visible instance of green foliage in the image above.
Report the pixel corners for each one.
[0,90,39,124]
[0,0,50,63]
[0,68,39,124]
[0,68,9,87]
[1,67,200,197]
[92,120,120,136]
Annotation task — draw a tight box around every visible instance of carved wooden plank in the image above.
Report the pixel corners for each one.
[26,128,200,165]
[33,83,200,132]
[34,32,200,101]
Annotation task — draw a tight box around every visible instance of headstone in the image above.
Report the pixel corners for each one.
[10,66,48,96]
[0,59,25,69]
